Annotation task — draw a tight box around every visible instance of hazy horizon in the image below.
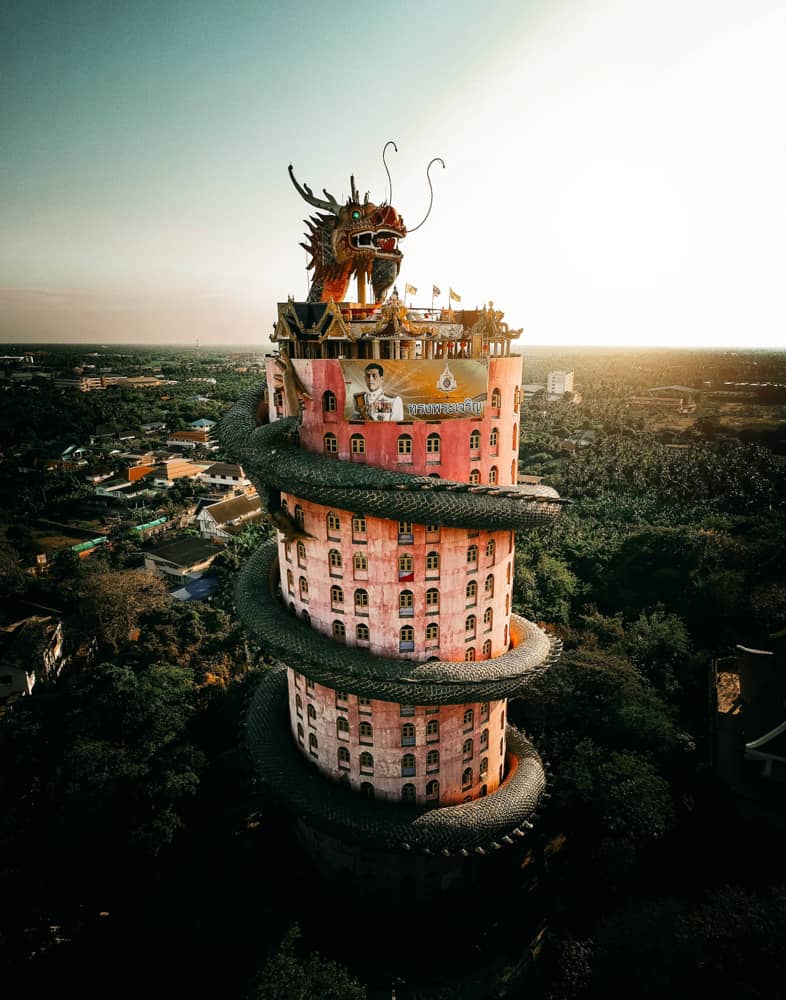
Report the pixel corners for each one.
[3,0,785,349]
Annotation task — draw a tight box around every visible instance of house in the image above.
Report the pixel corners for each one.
[197,493,263,540]
[547,370,575,400]
[141,421,167,434]
[0,616,67,706]
[198,462,250,490]
[151,458,202,487]
[166,429,214,449]
[190,418,217,430]
[143,536,220,585]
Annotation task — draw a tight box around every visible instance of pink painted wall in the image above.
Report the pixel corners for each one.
[287,670,508,805]
[278,498,514,661]
[266,356,522,486]
[268,351,525,805]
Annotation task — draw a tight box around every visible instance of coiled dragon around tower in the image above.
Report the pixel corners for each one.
[220,150,564,863]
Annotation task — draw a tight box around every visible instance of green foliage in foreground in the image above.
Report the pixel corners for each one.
[250,925,367,1000]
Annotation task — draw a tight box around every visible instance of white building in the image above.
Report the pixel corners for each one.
[547,370,575,400]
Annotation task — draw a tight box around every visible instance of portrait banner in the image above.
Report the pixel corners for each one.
[340,359,488,422]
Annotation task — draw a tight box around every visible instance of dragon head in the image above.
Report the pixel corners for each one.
[289,165,406,304]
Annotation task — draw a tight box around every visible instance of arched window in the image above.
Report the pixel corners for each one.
[350,433,366,455]
[426,750,440,772]
[401,783,416,801]
[323,432,338,455]
[401,723,416,746]
[327,511,340,536]
[296,540,306,566]
[286,569,294,594]
[307,703,317,724]
[469,429,480,450]
[480,702,489,721]
[397,434,413,457]
[322,389,337,412]
[356,622,370,642]
[484,607,493,631]
[511,459,517,482]
[505,594,510,615]
[332,620,346,642]
[295,693,303,716]
[302,609,310,626]
[426,432,441,456]
[506,562,511,584]
[330,584,344,607]
[504,624,508,646]
[469,469,480,485]
[353,552,368,575]
[463,708,474,728]
[465,647,476,661]
[294,505,305,529]
[399,590,414,615]
[480,728,489,749]
[480,756,489,776]
[398,554,413,579]
[513,386,520,412]
[485,573,494,597]
[501,709,505,728]
[491,387,502,409]
[486,538,496,561]
[360,782,374,799]
[489,466,498,485]
[426,551,440,574]
[425,622,439,643]
[401,753,416,777]
[480,784,488,797]
[328,549,342,572]
[463,738,473,759]
[399,625,415,650]
[426,719,439,741]
[309,732,318,754]
[354,588,369,612]
[467,544,478,567]
[352,515,367,537]
[490,427,499,449]
[512,423,518,450]
[462,767,473,787]
[426,779,440,798]
[337,716,349,736]
[281,498,289,514]
[482,639,492,658]
[338,746,350,767]
[299,577,309,601]
[465,615,476,637]
[425,587,439,611]
[297,722,304,744]
[359,721,373,742]
[466,580,477,604]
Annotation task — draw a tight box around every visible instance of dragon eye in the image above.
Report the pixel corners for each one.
[351,210,361,220]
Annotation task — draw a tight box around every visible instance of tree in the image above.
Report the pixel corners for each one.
[79,566,168,650]
[251,925,367,1000]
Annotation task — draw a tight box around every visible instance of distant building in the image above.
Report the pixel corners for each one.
[521,383,545,403]
[166,429,215,449]
[198,462,250,490]
[547,370,574,400]
[0,616,66,707]
[190,418,217,430]
[197,493,263,540]
[143,536,220,585]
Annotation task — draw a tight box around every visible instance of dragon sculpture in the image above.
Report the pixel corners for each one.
[289,164,406,304]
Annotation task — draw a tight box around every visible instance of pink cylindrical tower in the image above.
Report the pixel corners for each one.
[222,161,563,889]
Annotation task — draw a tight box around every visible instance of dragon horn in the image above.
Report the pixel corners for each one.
[288,164,340,214]
[350,175,359,203]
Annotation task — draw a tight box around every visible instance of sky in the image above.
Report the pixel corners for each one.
[1,0,784,348]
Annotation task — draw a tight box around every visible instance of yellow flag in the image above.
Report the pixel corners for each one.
[405,283,417,296]
[449,287,461,302]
